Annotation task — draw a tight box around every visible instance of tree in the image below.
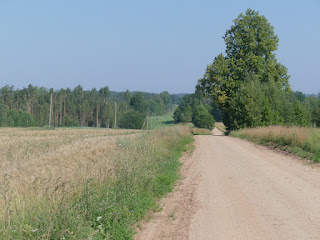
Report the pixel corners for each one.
[123,90,131,104]
[130,92,147,114]
[7,110,35,127]
[0,84,185,128]
[119,110,144,129]
[196,9,290,130]
[173,106,182,123]
[99,86,110,103]
[0,98,6,126]
[160,91,172,112]
[192,105,215,130]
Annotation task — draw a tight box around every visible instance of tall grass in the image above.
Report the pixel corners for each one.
[0,126,192,239]
[191,128,212,135]
[215,122,226,133]
[231,126,320,162]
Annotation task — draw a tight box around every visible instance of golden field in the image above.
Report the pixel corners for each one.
[0,126,192,239]
[0,128,140,202]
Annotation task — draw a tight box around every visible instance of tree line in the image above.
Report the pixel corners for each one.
[0,84,181,128]
[193,9,319,130]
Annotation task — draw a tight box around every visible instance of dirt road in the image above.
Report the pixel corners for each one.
[136,128,320,240]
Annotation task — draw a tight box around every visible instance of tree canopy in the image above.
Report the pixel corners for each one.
[196,9,295,130]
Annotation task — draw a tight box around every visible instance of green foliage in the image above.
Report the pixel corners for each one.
[7,110,35,127]
[309,94,320,126]
[181,105,193,122]
[173,93,220,125]
[129,92,147,114]
[0,85,180,128]
[192,105,215,130]
[223,73,313,130]
[173,107,182,123]
[196,9,316,130]
[119,110,144,129]
[224,9,289,86]
[0,99,6,126]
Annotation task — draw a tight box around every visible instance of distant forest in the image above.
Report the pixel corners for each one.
[0,84,184,128]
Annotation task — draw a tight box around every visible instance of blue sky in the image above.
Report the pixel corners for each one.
[0,0,319,94]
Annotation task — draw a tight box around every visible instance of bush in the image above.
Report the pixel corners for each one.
[120,110,144,129]
[7,110,35,127]
[173,107,182,123]
[192,105,215,130]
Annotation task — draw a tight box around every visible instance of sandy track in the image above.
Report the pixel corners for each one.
[136,128,320,240]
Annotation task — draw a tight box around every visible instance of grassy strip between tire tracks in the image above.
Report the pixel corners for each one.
[0,126,193,239]
[231,126,320,163]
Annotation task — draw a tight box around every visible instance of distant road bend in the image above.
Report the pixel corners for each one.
[136,128,320,240]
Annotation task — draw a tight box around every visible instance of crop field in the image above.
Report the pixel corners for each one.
[0,126,192,239]
[231,126,320,162]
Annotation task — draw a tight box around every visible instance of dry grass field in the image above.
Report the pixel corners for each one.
[231,126,320,162]
[0,128,139,184]
[0,126,192,239]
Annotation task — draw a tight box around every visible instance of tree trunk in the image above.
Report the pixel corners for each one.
[96,106,99,128]
[49,93,53,127]
[60,97,63,126]
[114,102,117,128]
[63,96,66,124]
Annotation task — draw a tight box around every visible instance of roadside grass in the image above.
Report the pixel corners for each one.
[215,122,226,133]
[0,126,193,239]
[231,126,320,162]
[191,128,212,135]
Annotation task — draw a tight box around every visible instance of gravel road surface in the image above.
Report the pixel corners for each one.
[136,128,320,240]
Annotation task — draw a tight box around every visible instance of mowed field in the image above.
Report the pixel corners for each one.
[0,126,192,239]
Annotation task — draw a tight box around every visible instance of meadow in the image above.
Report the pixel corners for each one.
[146,113,176,130]
[0,126,193,239]
[231,126,320,162]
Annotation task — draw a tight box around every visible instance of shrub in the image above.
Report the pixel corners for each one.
[192,105,215,130]
[7,110,35,127]
[119,110,144,129]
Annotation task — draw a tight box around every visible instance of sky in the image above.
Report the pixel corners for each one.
[0,0,319,94]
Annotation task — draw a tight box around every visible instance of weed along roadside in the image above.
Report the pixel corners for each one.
[0,126,193,239]
[231,126,320,163]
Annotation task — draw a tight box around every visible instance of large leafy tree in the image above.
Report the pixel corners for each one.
[197,9,290,130]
